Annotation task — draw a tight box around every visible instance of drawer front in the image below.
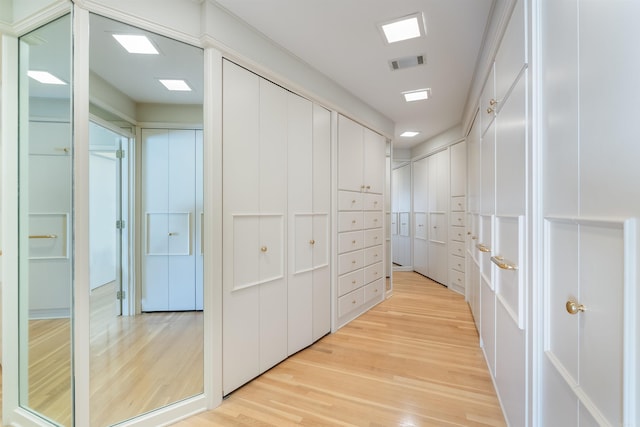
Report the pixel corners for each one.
[338,288,365,317]
[364,245,383,266]
[450,268,465,289]
[364,228,383,248]
[364,278,384,303]
[451,196,465,212]
[338,230,364,254]
[364,262,383,284]
[450,241,465,258]
[338,250,364,275]
[450,253,465,273]
[450,225,466,242]
[364,211,383,229]
[338,212,363,232]
[338,190,363,211]
[338,269,364,297]
[363,193,383,211]
[451,211,465,227]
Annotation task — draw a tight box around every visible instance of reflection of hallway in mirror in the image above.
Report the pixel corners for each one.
[89,305,203,427]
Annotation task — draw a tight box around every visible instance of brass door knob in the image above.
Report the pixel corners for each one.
[260,246,268,252]
[566,300,585,315]
[309,239,315,245]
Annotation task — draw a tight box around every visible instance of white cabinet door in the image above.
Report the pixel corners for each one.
[450,141,466,197]
[338,115,363,192]
[363,127,386,194]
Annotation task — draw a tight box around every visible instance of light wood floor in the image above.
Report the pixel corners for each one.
[174,272,505,427]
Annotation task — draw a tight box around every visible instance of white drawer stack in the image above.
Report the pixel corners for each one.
[337,190,384,321]
[449,195,466,294]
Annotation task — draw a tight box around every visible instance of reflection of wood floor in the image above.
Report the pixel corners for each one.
[18,309,203,427]
[175,272,506,426]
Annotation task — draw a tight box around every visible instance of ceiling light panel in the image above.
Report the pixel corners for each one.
[28,70,67,85]
[379,12,426,44]
[401,131,420,137]
[159,79,192,91]
[113,34,159,54]
[403,89,431,102]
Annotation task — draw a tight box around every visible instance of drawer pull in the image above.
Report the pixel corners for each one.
[168,232,177,236]
[467,231,471,235]
[374,236,378,240]
[487,107,494,114]
[352,199,357,203]
[491,255,518,270]
[373,218,378,222]
[366,185,371,190]
[418,224,424,227]
[352,220,356,224]
[352,300,357,305]
[261,246,268,252]
[476,243,491,253]
[374,201,378,205]
[489,98,498,106]
[352,240,356,244]
[352,260,356,264]
[352,280,356,284]
[309,239,316,245]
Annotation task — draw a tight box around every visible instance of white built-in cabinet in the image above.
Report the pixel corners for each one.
[411,148,449,286]
[141,129,203,312]
[539,0,640,426]
[468,0,528,425]
[336,114,385,329]
[222,60,331,394]
[448,141,466,294]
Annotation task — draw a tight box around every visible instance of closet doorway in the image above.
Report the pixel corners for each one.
[89,120,129,319]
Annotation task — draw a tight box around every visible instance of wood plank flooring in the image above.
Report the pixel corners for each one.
[174,272,505,427]
[1,272,504,426]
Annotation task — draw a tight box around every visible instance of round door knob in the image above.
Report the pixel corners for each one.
[309,239,315,245]
[352,240,356,244]
[566,300,585,315]
[489,98,498,106]
[487,107,494,114]
[260,246,268,252]
[168,232,176,236]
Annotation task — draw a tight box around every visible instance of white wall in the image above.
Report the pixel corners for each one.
[411,124,464,159]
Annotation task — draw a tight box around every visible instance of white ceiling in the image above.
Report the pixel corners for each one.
[213,0,494,149]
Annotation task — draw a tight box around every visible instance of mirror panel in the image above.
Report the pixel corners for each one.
[88,13,204,426]
[18,12,73,426]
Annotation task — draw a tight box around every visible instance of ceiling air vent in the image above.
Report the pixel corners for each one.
[389,54,425,71]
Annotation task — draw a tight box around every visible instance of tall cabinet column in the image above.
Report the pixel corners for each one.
[335,114,385,329]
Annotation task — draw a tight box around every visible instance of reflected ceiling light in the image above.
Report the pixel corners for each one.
[401,131,420,138]
[159,79,192,91]
[112,34,159,54]
[27,70,67,85]
[379,12,426,44]
[403,88,431,102]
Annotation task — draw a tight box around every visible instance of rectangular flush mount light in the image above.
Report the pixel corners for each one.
[28,70,67,85]
[401,131,420,138]
[112,34,159,54]
[403,88,431,102]
[159,79,192,91]
[380,12,426,44]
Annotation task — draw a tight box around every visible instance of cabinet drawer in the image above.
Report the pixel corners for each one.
[338,269,364,297]
[338,250,364,275]
[363,193,383,211]
[338,287,364,318]
[364,262,383,284]
[364,228,383,248]
[338,212,363,232]
[450,269,465,289]
[364,278,384,303]
[338,190,363,211]
[364,211,383,229]
[450,241,465,258]
[451,212,465,227]
[450,225,466,242]
[450,253,465,273]
[338,231,364,254]
[364,245,383,266]
[451,196,465,212]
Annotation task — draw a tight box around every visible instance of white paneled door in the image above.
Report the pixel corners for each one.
[142,128,203,312]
